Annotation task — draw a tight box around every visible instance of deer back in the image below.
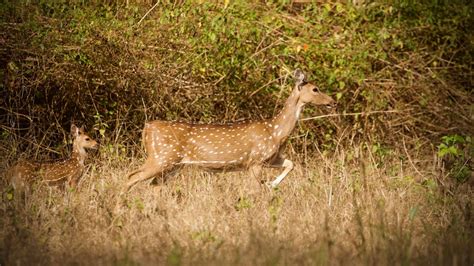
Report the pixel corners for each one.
[143,120,281,169]
[38,158,85,183]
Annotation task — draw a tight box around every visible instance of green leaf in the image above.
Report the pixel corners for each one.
[338,81,345,89]
[447,146,459,156]
[208,32,216,42]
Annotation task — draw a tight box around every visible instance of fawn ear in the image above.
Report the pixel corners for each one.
[79,125,85,134]
[71,124,80,137]
[294,69,306,89]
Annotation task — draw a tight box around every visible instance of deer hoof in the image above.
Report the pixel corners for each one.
[265,181,278,189]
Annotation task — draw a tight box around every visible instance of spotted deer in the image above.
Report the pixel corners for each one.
[125,69,335,192]
[8,124,98,192]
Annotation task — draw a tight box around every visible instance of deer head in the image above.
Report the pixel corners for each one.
[293,69,336,108]
[71,124,98,159]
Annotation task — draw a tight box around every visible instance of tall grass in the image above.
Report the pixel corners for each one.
[1,144,473,265]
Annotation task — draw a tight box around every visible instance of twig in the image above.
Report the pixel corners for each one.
[253,25,282,54]
[212,73,227,86]
[249,77,283,97]
[280,14,308,25]
[368,54,422,78]
[402,137,424,178]
[162,73,207,88]
[300,110,402,121]
[1,125,61,155]
[0,106,34,121]
[136,1,160,27]
[250,38,283,60]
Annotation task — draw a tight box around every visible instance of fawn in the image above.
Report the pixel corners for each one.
[8,124,98,192]
[125,69,335,192]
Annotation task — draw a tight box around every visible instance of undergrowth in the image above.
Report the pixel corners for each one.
[1,0,472,151]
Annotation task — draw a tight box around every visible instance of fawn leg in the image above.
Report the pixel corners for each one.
[68,171,82,189]
[267,157,294,188]
[9,165,31,197]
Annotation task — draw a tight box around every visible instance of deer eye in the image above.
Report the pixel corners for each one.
[312,88,319,93]
[85,138,90,141]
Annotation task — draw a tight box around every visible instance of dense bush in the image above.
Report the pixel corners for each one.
[1,0,472,157]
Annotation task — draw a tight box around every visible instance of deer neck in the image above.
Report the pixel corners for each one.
[271,89,305,143]
[72,142,87,165]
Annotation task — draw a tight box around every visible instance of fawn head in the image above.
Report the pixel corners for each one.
[294,69,336,108]
[71,124,98,150]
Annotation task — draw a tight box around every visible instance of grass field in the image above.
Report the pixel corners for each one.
[1,144,473,265]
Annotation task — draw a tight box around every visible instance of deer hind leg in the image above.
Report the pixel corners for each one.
[267,157,294,188]
[125,159,175,193]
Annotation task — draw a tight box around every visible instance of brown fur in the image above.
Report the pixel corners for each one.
[125,69,336,192]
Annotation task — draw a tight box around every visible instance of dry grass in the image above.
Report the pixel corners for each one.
[1,145,472,265]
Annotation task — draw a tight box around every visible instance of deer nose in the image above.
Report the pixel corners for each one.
[326,100,337,109]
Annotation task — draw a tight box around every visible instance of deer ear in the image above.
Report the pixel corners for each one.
[79,125,85,134]
[71,124,79,137]
[294,69,305,88]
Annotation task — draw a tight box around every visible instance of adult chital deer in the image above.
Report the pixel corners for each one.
[125,69,335,192]
[7,124,98,192]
